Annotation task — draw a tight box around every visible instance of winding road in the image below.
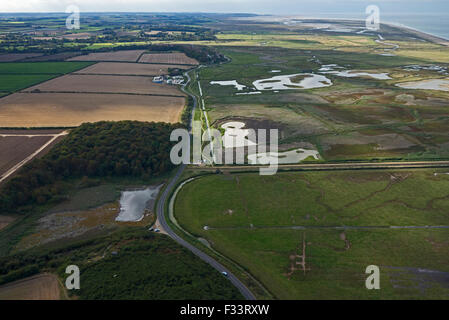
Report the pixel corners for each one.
[155,69,257,300]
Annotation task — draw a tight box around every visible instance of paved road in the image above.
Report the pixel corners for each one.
[155,69,256,300]
[189,160,449,172]
[208,225,449,231]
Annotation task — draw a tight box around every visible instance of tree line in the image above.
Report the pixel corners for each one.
[0,121,182,213]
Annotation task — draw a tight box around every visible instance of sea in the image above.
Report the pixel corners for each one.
[293,12,449,40]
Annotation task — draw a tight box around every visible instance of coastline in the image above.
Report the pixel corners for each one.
[240,15,449,46]
[383,21,449,46]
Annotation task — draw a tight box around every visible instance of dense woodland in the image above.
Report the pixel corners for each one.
[0,121,182,213]
[0,229,242,300]
[147,44,226,64]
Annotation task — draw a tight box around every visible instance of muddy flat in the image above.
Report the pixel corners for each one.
[0,92,185,127]
[25,74,184,96]
[75,62,190,76]
[0,274,61,300]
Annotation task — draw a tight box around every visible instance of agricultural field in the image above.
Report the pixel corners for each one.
[0,135,52,176]
[21,52,82,62]
[0,53,43,62]
[0,62,92,74]
[0,74,59,93]
[25,74,184,96]
[0,93,185,127]
[0,62,93,95]
[0,216,15,231]
[174,169,449,299]
[67,50,146,62]
[0,57,187,128]
[138,52,199,65]
[0,273,62,300]
[0,129,66,185]
[75,62,191,76]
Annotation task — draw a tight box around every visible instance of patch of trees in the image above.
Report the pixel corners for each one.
[0,229,243,300]
[147,44,226,64]
[0,121,182,213]
[181,95,195,126]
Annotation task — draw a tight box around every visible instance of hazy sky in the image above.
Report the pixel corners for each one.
[1,0,448,14]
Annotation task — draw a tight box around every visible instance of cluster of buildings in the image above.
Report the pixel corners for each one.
[152,75,185,85]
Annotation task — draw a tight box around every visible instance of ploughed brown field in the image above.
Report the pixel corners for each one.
[67,50,145,62]
[0,135,52,176]
[0,53,43,62]
[75,62,191,76]
[24,74,185,96]
[0,92,185,127]
[0,215,15,231]
[0,274,61,300]
[138,52,199,65]
[22,52,81,62]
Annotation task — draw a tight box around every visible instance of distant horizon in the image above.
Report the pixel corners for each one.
[1,10,448,40]
[1,0,448,14]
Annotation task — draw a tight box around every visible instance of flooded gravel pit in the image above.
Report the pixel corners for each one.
[116,185,162,222]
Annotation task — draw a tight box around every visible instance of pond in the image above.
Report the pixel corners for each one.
[116,185,162,222]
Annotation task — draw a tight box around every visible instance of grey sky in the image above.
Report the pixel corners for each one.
[1,0,448,14]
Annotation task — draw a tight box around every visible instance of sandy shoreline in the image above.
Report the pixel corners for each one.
[234,15,449,46]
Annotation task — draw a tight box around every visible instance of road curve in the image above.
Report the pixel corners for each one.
[155,69,257,300]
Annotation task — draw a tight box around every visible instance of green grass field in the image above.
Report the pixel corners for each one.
[0,62,93,93]
[0,74,60,92]
[0,62,92,74]
[174,169,449,299]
